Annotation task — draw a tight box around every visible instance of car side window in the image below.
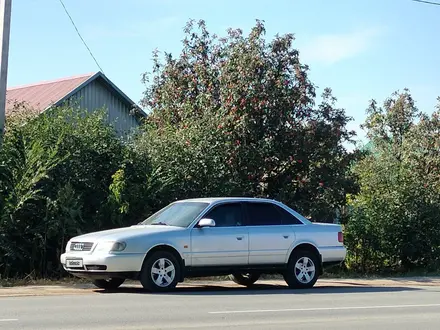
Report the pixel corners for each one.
[273,205,303,225]
[203,203,243,227]
[245,202,282,226]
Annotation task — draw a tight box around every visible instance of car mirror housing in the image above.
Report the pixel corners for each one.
[198,218,216,228]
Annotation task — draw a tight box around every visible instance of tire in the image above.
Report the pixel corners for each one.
[229,273,260,287]
[92,278,125,290]
[140,251,181,292]
[283,249,320,289]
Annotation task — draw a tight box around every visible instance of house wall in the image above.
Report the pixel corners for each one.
[69,78,140,136]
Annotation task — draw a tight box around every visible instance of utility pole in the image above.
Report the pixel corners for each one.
[0,0,11,147]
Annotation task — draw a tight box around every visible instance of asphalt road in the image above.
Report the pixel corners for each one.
[1,282,440,329]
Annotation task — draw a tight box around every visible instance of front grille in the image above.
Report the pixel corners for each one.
[70,241,94,252]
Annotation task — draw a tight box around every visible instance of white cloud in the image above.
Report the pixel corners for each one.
[299,27,383,65]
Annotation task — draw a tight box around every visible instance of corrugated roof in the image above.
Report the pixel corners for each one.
[6,72,96,115]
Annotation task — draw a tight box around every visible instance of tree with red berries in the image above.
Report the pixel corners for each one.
[137,19,359,222]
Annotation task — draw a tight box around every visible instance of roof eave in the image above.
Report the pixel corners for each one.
[49,72,147,119]
[48,72,101,110]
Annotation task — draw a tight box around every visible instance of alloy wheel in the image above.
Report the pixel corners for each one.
[294,256,316,284]
[150,258,176,287]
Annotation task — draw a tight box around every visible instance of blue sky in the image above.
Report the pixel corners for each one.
[8,0,440,143]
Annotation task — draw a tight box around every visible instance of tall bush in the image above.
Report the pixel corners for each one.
[0,105,126,278]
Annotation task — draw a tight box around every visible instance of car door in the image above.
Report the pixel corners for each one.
[245,202,299,265]
[190,202,249,266]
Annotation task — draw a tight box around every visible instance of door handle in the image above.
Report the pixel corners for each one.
[236,236,244,240]
[283,235,289,239]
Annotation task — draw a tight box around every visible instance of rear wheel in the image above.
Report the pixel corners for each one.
[140,251,181,292]
[283,249,319,289]
[229,273,260,286]
[92,278,125,290]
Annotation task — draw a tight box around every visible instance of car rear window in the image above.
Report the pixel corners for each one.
[245,202,303,226]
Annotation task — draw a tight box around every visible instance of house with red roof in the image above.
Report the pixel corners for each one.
[6,71,146,135]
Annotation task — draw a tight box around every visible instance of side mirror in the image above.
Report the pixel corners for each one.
[198,218,216,228]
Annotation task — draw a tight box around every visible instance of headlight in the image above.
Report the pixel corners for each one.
[65,241,71,252]
[95,241,126,253]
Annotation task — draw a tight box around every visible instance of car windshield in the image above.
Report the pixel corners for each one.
[139,202,209,228]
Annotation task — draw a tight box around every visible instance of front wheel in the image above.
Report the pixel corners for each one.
[140,251,181,292]
[283,249,319,289]
[92,278,125,290]
[229,273,260,286]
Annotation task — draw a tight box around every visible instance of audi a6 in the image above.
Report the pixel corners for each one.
[60,197,346,292]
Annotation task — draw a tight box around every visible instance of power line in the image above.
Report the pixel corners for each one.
[57,0,104,73]
[412,0,440,6]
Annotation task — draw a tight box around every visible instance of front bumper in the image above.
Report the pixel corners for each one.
[60,252,144,277]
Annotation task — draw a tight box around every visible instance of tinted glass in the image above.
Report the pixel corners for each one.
[246,203,282,226]
[273,205,303,225]
[204,203,243,227]
[140,202,209,228]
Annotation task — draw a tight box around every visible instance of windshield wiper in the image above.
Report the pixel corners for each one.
[151,222,169,226]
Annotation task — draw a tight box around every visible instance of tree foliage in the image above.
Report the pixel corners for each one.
[345,90,440,272]
[139,19,359,221]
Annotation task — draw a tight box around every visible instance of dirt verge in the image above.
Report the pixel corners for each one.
[1,277,439,298]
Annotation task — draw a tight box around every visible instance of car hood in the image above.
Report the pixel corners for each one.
[70,225,185,242]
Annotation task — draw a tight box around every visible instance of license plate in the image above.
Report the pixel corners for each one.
[66,259,83,268]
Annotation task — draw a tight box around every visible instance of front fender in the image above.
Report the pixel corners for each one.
[145,242,186,260]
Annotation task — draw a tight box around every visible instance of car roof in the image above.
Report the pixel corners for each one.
[175,197,276,204]
[174,197,312,225]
